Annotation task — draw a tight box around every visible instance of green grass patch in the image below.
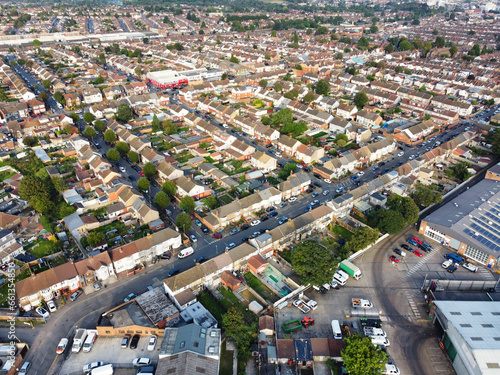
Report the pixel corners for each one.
[198,292,226,323]
[175,154,195,164]
[0,267,31,307]
[220,340,234,375]
[312,131,328,138]
[220,195,232,204]
[243,272,277,302]
[219,287,240,305]
[332,225,353,241]
[267,176,280,185]
[26,239,60,258]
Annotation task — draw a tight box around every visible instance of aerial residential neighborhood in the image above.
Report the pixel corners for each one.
[0,0,499,375]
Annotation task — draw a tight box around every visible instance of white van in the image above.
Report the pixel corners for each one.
[383,364,400,375]
[178,247,194,258]
[331,319,342,339]
[90,364,114,375]
[83,331,97,353]
[370,335,390,346]
[333,272,347,286]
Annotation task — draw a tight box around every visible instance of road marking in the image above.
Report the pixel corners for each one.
[477,267,495,280]
[405,250,440,278]
[404,289,421,319]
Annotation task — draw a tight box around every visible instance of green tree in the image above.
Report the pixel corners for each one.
[223,307,245,342]
[127,151,139,163]
[411,183,443,208]
[387,195,419,224]
[229,55,239,64]
[446,162,471,182]
[32,39,42,46]
[87,232,106,247]
[39,91,49,102]
[162,180,177,196]
[259,79,268,89]
[104,129,117,143]
[336,52,344,59]
[175,212,192,232]
[179,196,195,212]
[283,89,299,100]
[142,162,157,178]
[221,72,228,80]
[83,112,96,123]
[284,163,298,173]
[69,112,80,123]
[163,120,178,135]
[19,175,50,205]
[274,83,283,93]
[106,148,120,162]
[34,197,56,215]
[116,103,133,122]
[54,91,64,103]
[290,240,336,286]
[203,195,219,210]
[23,136,38,147]
[357,36,370,49]
[40,215,54,233]
[115,141,130,154]
[83,126,96,139]
[371,209,406,234]
[354,92,368,108]
[154,191,170,209]
[398,39,413,51]
[94,119,106,133]
[271,30,277,37]
[345,227,379,252]
[449,44,458,57]
[315,79,330,96]
[42,79,51,89]
[385,43,394,53]
[469,44,481,56]
[435,36,446,48]
[52,177,68,192]
[151,114,160,131]
[342,335,387,375]
[303,93,315,103]
[62,125,73,135]
[137,177,150,191]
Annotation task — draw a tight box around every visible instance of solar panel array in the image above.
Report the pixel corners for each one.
[463,203,500,252]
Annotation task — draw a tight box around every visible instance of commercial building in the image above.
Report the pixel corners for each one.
[432,300,500,375]
[146,70,188,89]
[419,168,500,268]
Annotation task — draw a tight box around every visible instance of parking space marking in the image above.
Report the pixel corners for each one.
[477,267,495,280]
[405,250,441,278]
[403,289,421,319]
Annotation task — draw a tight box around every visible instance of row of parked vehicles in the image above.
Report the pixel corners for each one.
[389,237,434,263]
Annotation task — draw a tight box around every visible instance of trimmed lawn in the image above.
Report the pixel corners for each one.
[332,225,353,241]
[243,273,277,303]
[198,292,226,323]
[220,340,234,375]
[220,195,232,204]
[26,239,59,258]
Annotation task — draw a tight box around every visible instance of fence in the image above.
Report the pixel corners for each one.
[348,233,390,262]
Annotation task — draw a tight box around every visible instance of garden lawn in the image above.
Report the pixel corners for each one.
[332,225,353,241]
[220,340,234,375]
[26,239,58,258]
[244,272,277,303]
[220,195,232,204]
[198,292,226,323]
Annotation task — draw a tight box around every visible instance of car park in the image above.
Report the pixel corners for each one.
[462,262,478,272]
[401,244,412,251]
[147,335,157,351]
[411,237,422,245]
[393,249,405,257]
[407,238,418,246]
[226,243,236,250]
[130,335,140,349]
[441,259,453,269]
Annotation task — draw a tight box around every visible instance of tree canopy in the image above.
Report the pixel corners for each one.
[162,180,177,196]
[142,162,157,178]
[104,129,117,143]
[83,112,96,124]
[154,191,170,209]
[83,126,96,139]
[176,212,192,232]
[354,92,368,108]
[342,335,387,375]
[290,240,336,286]
[116,103,133,122]
[115,141,130,154]
[345,227,379,252]
[179,196,196,212]
[137,177,150,191]
[315,79,331,96]
[411,183,443,208]
[106,148,120,162]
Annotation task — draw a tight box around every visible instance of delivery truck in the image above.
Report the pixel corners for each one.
[340,260,362,280]
[72,328,87,353]
[352,298,373,308]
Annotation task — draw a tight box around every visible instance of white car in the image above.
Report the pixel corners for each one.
[462,262,478,272]
[56,338,68,355]
[118,166,126,173]
[323,178,332,184]
[222,124,229,128]
[147,335,157,351]
[132,357,152,367]
[225,243,236,251]
[250,220,261,226]
[397,151,404,157]
[36,306,49,318]
[288,197,297,203]
[47,300,57,313]
[19,362,31,375]
[335,187,344,193]
[306,299,318,310]
[441,259,453,269]
[83,362,105,374]
[190,235,197,243]
[357,171,364,177]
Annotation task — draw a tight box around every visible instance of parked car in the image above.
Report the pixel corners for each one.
[121,335,131,348]
[335,187,344,194]
[70,290,82,301]
[47,300,57,313]
[261,215,269,221]
[167,269,179,277]
[413,250,423,257]
[195,219,202,226]
[278,217,288,225]
[200,226,209,234]
[288,197,297,203]
[269,211,278,218]
[133,358,152,367]
[407,238,418,246]
[462,262,478,272]
[441,259,453,269]
[322,190,330,196]
[124,293,136,302]
[190,235,198,243]
[56,338,68,355]
[393,249,406,257]
[226,243,236,250]
[212,233,222,239]
[229,228,240,235]
[83,362,105,374]
[147,335,157,351]
[36,306,49,318]
[389,255,399,263]
[447,264,458,273]
[410,237,423,245]
[160,252,171,260]
[312,192,319,198]
[323,178,332,184]
[130,335,140,349]
[19,362,31,375]
[311,200,320,206]
[195,256,207,264]
[401,244,412,251]
[250,220,261,226]
[241,224,249,231]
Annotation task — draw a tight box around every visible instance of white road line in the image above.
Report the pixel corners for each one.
[405,250,440,278]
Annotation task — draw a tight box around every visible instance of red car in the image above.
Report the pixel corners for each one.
[190,214,195,220]
[212,233,222,239]
[389,255,399,263]
[139,171,145,176]
[411,237,423,245]
[413,250,423,257]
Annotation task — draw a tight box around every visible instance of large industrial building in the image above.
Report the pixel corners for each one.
[146,68,222,89]
[432,300,500,375]
[419,164,500,268]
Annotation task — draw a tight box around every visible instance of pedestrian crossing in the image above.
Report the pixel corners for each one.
[405,250,441,278]
[404,289,421,319]
[477,267,496,281]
